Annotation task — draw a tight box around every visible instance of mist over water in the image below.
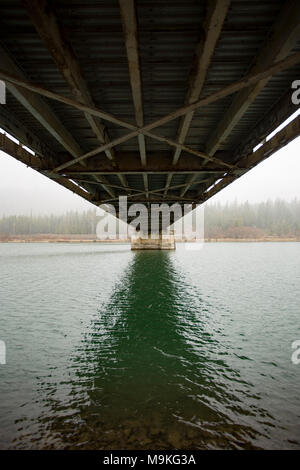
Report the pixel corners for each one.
[0,242,299,449]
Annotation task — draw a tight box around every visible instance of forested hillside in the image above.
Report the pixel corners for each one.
[0,199,299,239]
[205,199,300,239]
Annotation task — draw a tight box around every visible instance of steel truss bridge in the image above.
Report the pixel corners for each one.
[0,0,299,216]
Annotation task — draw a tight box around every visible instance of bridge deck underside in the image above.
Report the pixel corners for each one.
[0,0,299,209]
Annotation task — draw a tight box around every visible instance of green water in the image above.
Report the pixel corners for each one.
[0,242,299,449]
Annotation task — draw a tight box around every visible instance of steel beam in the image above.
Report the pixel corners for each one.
[234,89,300,159]
[172,0,230,165]
[120,0,147,168]
[0,132,95,204]
[199,116,300,203]
[205,0,300,157]
[2,53,299,171]
[22,0,116,163]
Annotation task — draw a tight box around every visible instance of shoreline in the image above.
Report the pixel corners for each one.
[0,235,299,243]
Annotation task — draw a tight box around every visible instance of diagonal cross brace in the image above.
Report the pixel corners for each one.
[1,52,300,172]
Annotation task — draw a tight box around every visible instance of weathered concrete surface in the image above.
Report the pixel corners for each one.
[131,234,175,250]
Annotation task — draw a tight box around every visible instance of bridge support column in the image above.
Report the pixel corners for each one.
[129,205,176,250]
[131,232,175,250]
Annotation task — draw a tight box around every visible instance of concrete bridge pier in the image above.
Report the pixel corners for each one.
[131,232,175,250]
[130,211,176,250]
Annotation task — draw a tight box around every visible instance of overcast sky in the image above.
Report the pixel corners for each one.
[0,113,299,216]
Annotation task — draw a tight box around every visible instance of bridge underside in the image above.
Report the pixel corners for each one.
[0,0,299,216]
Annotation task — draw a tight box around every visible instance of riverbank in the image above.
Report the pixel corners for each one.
[0,234,299,243]
[0,235,128,243]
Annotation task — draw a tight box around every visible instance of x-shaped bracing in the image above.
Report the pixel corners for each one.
[0,52,300,177]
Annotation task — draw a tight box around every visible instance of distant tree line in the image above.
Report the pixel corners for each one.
[0,199,300,239]
[0,210,97,236]
[205,199,300,239]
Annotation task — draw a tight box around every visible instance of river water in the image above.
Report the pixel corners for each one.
[0,242,299,449]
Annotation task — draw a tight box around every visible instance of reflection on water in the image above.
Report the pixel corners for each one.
[13,252,266,449]
[1,243,299,449]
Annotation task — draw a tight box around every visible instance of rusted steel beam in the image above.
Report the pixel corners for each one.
[51,53,300,170]
[109,198,197,205]
[163,173,173,198]
[120,178,211,202]
[0,46,83,159]
[0,70,219,168]
[65,170,227,176]
[172,0,230,165]
[180,174,199,197]
[48,176,95,203]
[205,0,300,157]
[0,133,95,204]
[59,151,235,174]
[69,177,210,198]
[117,173,130,192]
[171,0,230,197]
[199,116,300,203]
[0,132,42,169]
[23,0,129,193]
[62,177,141,194]
[1,52,300,171]
[0,46,115,196]
[234,89,300,160]
[0,127,214,207]
[239,117,300,170]
[21,1,127,193]
[119,0,148,184]
[119,1,145,146]
[96,175,115,198]
[22,0,116,164]
[143,174,149,200]
[0,105,55,161]
[99,192,197,204]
